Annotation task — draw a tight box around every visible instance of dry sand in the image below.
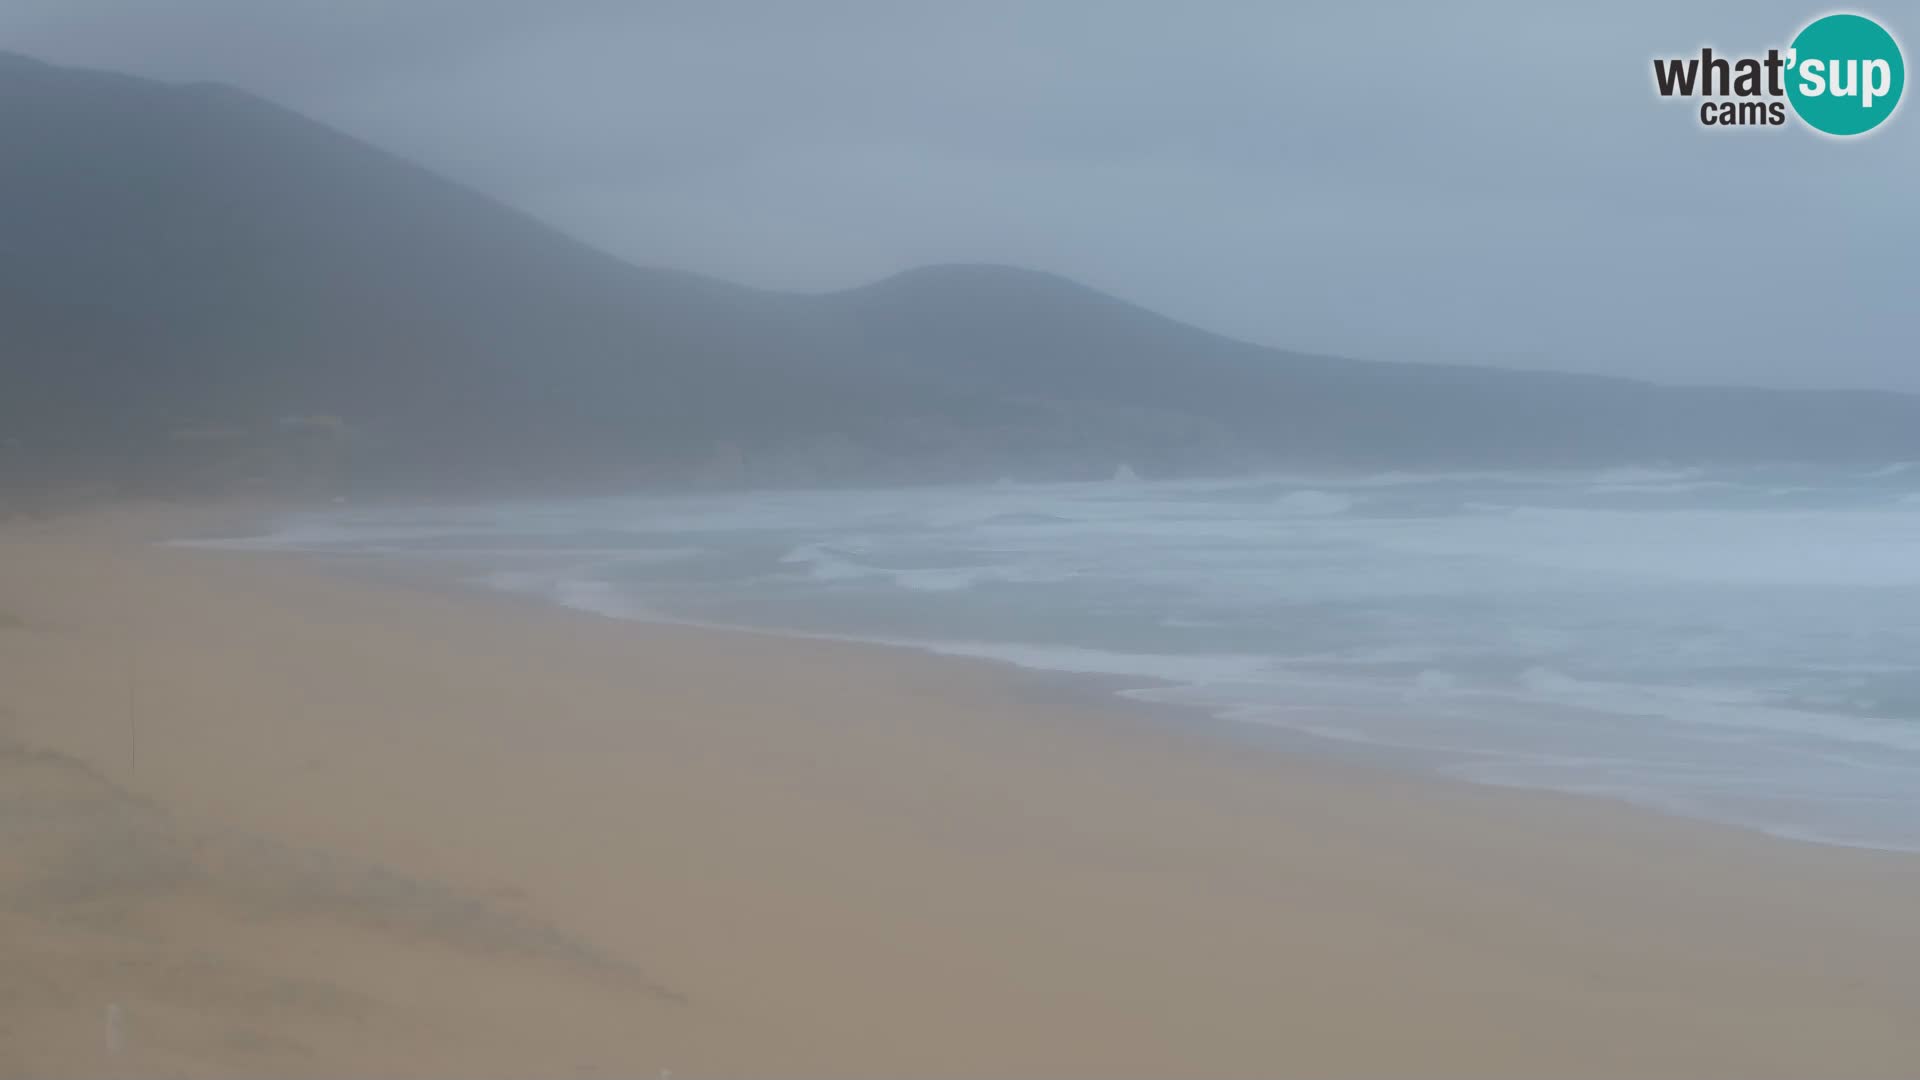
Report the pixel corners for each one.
[2,504,1918,1078]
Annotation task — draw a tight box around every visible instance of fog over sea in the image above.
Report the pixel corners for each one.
[203,464,1920,851]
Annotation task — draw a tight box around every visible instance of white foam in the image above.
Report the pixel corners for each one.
[1372,505,1920,586]
[779,543,880,583]
[1863,461,1920,479]
[1590,465,1704,485]
[1273,489,1354,516]
[892,564,1070,592]
[917,641,1275,685]
[778,542,1069,592]
[477,562,663,620]
[1585,480,1733,495]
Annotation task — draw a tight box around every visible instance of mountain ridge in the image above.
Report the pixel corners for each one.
[3,51,1918,496]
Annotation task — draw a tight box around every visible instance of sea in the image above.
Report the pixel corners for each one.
[196,462,1920,852]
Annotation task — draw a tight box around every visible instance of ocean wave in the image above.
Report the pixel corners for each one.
[894,565,1070,592]
[1273,489,1354,516]
[922,504,1086,529]
[917,641,1275,684]
[1589,465,1704,485]
[779,542,879,582]
[1585,480,1735,495]
[475,564,658,620]
[778,542,1068,592]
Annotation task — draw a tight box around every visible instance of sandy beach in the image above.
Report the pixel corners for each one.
[2,504,1918,1078]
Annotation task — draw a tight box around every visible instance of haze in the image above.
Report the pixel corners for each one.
[4,0,1912,391]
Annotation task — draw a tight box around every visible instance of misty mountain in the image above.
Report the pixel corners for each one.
[3,51,1917,494]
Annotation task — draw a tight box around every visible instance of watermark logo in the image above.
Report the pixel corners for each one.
[1653,12,1904,135]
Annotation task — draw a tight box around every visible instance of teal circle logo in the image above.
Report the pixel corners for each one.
[1786,13,1904,135]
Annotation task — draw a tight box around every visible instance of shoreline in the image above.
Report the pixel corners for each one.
[5,503,1920,1077]
[196,520,1920,858]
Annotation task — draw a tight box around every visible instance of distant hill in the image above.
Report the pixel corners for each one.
[4,51,1917,495]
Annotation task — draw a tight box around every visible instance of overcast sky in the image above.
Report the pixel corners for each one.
[3,1,1913,390]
